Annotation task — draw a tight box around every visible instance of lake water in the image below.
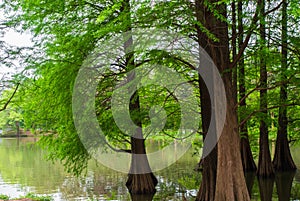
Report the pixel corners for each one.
[0,137,299,200]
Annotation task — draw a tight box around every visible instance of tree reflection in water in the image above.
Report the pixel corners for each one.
[130,193,155,201]
[275,171,296,201]
[258,177,275,201]
[0,138,300,200]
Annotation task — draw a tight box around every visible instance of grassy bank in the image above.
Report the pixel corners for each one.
[0,134,30,138]
[0,193,52,201]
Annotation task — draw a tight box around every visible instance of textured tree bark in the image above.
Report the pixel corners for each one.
[257,128,274,177]
[240,136,257,172]
[272,0,297,172]
[126,143,158,194]
[273,130,296,171]
[196,78,217,201]
[195,1,250,200]
[196,148,217,201]
[214,87,250,201]
[238,0,257,172]
[231,0,237,101]
[195,1,217,200]
[257,0,275,178]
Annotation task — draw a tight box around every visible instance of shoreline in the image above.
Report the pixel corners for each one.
[0,135,34,138]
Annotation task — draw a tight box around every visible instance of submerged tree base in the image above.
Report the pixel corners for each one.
[241,137,257,172]
[126,173,158,194]
[273,136,297,172]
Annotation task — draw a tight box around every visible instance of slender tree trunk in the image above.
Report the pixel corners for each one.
[272,0,297,172]
[195,1,250,200]
[238,0,257,172]
[16,121,20,138]
[122,0,157,194]
[232,0,237,102]
[257,0,275,178]
[125,91,158,194]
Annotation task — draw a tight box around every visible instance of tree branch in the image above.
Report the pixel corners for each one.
[230,1,283,69]
[0,83,20,112]
[239,103,298,127]
[235,73,295,109]
[104,139,131,153]
[83,1,105,11]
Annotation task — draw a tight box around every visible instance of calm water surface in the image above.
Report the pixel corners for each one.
[0,138,299,200]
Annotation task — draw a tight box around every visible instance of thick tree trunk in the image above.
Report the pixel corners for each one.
[240,136,257,172]
[196,1,250,201]
[238,0,257,172]
[195,2,217,200]
[257,0,274,178]
[196,77,217,201]
[195,1,250,200]
[126,137,158,194]
[196,151,217,201]
[272,0,297,172]
[214,84,250,201]
[257,127,274,177]
[273,129,296,171]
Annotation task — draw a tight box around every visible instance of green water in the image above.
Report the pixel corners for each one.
[0,138,299,200]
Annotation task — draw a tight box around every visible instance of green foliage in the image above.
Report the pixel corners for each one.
[1,0,299,179]
[0,195,9,200]
[0,193,52,201]
[2,0,199,176]
[21,193,53,201]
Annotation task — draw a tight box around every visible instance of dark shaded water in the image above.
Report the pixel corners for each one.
[0,138,299,200]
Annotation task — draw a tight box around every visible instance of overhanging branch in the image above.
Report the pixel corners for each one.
[0,83,20,112]
[230,1,283,69]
